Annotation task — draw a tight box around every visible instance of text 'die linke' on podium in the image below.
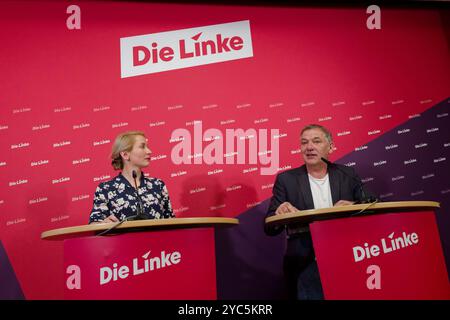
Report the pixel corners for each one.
[265,201,450,300]
[41,217,238,299]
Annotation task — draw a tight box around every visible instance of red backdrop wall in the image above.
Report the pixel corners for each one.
[0,1,449,299]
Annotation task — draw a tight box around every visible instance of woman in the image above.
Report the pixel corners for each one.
[89,131,174,224]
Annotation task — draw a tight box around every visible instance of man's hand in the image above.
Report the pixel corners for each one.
[333,200,355,207]
[275,202,299,215]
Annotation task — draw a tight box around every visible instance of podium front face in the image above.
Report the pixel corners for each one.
[64,228,216,299]
[311,211,450,300]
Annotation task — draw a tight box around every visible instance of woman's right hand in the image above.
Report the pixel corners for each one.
[91,215,119,224]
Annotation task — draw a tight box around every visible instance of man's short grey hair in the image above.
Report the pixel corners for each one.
[301,124,333,143]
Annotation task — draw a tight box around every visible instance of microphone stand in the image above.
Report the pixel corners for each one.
[96,170,147,236]
[130,170,147,220]
[321,157,377,204]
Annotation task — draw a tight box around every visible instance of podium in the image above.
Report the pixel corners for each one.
[265,201,450,300]
[41,217,238,300]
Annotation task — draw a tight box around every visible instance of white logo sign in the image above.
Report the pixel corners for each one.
[100,250,181,285]
[352,231,419,263]
[120,20,253,78]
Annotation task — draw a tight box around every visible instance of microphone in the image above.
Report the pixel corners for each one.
[321,157,376,204]
[128,170,147,220]
[95,170,146,235]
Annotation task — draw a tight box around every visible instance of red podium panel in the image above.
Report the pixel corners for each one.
[311,211,450,299]
[64,228,216,299]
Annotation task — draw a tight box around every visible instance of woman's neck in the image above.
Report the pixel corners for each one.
[122,166,142,187]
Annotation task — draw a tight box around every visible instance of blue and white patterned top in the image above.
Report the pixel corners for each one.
[89,173,174,223]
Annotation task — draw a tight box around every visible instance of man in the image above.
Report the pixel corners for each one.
[265,124,371,300]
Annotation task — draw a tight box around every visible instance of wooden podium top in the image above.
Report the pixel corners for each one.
[265,201,440,227]
[41,217,239,241]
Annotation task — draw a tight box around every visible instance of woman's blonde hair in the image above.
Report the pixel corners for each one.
[111,131,146,170]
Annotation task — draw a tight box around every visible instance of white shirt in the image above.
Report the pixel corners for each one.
[308,173,333,209]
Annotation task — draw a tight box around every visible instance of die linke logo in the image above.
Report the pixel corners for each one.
[99,250,181,285]
[66,250,182,289]
[352,231,419,263]
[120,20,253,78]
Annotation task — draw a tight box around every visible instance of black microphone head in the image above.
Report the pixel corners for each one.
[132,170,137,179]
[321,157,332,165]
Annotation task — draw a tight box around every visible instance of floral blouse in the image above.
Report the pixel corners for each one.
[89,173,174,223]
